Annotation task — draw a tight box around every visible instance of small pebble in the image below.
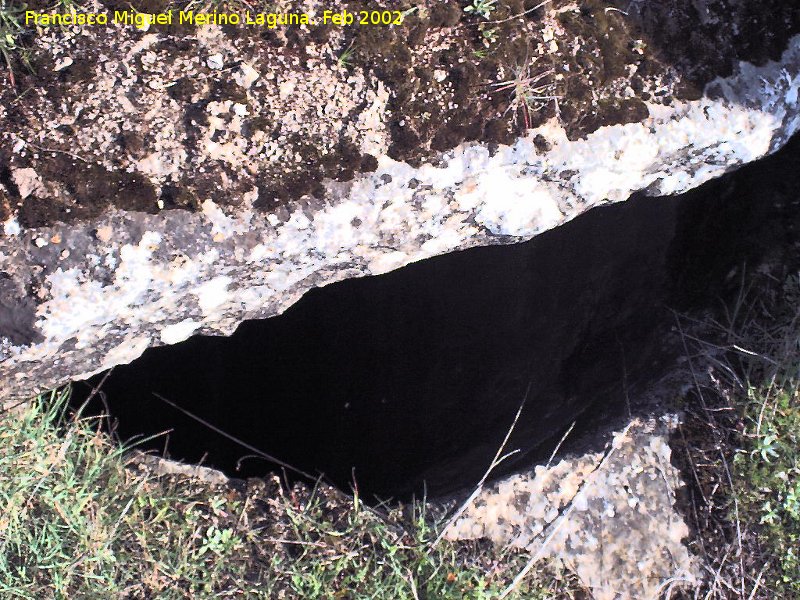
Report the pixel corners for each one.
[95,226,113,243]
[54,57,73,72]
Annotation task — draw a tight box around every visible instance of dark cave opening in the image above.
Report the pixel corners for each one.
[70,134,800,502]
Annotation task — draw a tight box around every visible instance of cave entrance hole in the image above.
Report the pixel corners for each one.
[70,134,800,501]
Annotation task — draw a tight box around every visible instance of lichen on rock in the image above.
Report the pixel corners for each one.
[442,415,700,600]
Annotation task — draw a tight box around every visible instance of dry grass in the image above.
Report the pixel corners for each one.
[671,271,800,598]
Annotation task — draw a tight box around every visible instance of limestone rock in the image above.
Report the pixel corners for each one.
[1,2,800,400]
[443,415,699,600]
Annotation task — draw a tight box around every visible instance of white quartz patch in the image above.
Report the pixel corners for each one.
[473,175,562,236]
[194,276,232,315]
[201,199,252,240]
[160,319,200,344]
[367,251,411,275]
[2,217,21,236]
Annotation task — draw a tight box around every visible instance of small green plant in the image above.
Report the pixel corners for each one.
[53,0,84,13]
[479,24,498,46]
[751,431,780,462]
[464,0,497,19]
[197,526,239,557]
[337,41,355,69]
[735,384,800,592]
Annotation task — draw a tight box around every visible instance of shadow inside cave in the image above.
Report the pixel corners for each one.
[71,134,800,501]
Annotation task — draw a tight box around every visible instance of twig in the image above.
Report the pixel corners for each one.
[483,0,552,25]
[705,554,737,595]
[406,567,420,600]
[616,333,633,418]
[152,392,317,481]
[500,421,633,599]
[71,368,114,421]
[5,61,15,90]
[431,381,531,548]
[263,537,328,548]
[0,395,34,416]
[545,420,575,468]
[678,423,710,507]
[15,136,88,163]
[650,576,696,600]
[746,563,767,600]
[719,450,745,598]
[10,85,34,106]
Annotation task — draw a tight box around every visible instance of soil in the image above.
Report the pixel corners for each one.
[1,0,799,228]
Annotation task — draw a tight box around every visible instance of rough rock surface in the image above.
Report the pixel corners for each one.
[443,413,699,600]
[1,2,800,399]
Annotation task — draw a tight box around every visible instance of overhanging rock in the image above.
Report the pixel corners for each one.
[1,2,800,400]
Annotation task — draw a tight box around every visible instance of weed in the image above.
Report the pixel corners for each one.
[734,383,800,593]
[337,41,355,69]
[196,525,239,557]
[750,430,780,463]
[0,388,584,598]
[52,0,84,14]
[491,59,559,130]
[0,0,24,86]
[464,0,497,20]
[479,24,498,47]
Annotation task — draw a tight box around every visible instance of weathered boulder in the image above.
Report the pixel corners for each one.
[1,0,799,399]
